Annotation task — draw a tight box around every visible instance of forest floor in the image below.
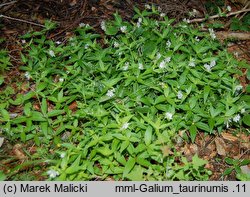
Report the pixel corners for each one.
[0,0,250,180]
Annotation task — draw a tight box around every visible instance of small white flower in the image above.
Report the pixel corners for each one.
[101,21,106,31]
[233,114,240,123]
[210,60,216,67]
[79,23,85,27]
[47,169,59,178]
[234,51,239,58]
[235,85,243,92]
[10,113,18,118]
[21,40,26,44]
[49,50,55,57]
[189,9,198,17]
[159,82,165,88]
[204,63,211,72]
[160,13,166,17]
[159,60,166,69]
[114,41,119,48]
[118,52,123,56]
[138,63,144,70]
[60,152,66,158]
[121,122,130,130]
[225,118,232,128]
[106,89,115,98]
[166,40,171,48]
[137,18,142,28]
[84,44,89,49]
[227,5,232,12]
[166,166,174,178]
[195,36,200,42]
[165,57,171,63]
[24,72,31,80]
[56,41,62,45]
[156,52,161,60]
[145,4,151,9]
[241,108,245,114]
[123,62,129,71]
[188,61,195,67]
[120,26,127,33]
[177,91,183,99]
[209,28,216,40]
[59,78,64,82]
[165,112,173,120]
[183,18,190,23]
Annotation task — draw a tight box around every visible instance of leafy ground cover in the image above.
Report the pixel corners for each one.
[0,5,249,180]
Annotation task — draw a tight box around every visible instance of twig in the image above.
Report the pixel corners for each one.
[189,8,250,23]
[0,14,45,28]
[216,31,250,40]
[0,0,17,7]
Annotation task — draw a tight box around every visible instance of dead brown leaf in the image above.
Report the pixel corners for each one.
[183,144,198,161]
[69,101,78,111]
[161,145,173,157]
[13,144,27,160]
[214,137,227,156]
[221,132,238,142]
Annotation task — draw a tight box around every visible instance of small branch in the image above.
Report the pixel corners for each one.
[216,31,250,40]
[0,1,17,7]
[0,14,45,28]
[189,8,250,23]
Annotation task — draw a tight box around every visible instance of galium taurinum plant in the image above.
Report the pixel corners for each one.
[0,5,249,180]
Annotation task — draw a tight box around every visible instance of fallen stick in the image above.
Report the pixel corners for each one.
[215,31,250,40]
[0,1,17,7]
[189,8,250,23]
[0,14,45,28]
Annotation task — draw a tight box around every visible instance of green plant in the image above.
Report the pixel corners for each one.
[0,6,249,180]
[166,154,211,181]
[0,49,11,73]
[230,14,250,32]
[224,157,250,180]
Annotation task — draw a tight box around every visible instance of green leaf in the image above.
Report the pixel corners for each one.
[65,155,81,174]
[0,76,4,86]
[0,171,6,181]
[106,26,119,36]
[125,165,143,181]
[192,154,208,170]
[136,157,151,167]
[195,122,210,132]
[240,159,250,166]
[189,124,197,143]
[203,86,210,104]
[23,103,32,117]
[0,109,10,121]
[123,157,136,178]
[144,126,153,146]
[41,98,47,115]
[223,168,233,176]
[31,111,46,121]
[242,114,250,126]
[246,85,250,93]
[96,146,113,156]
[225,157,235,165]
[47,110,64,117]
[154,95,166,105]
